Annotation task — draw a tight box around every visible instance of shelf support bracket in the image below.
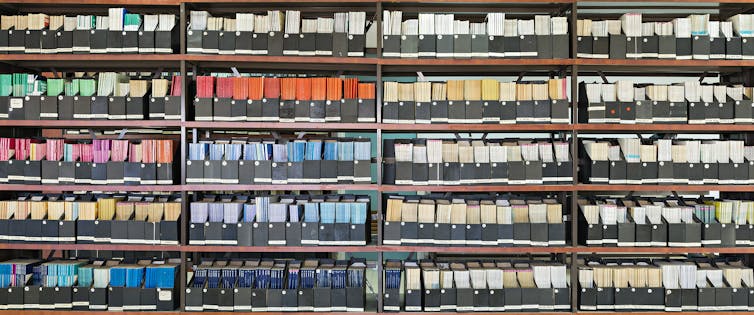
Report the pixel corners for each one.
[699,71,708,83]
[597,71,609,84]
[153,68,164,78]
[516,72,527,83]
[671,191,681,200]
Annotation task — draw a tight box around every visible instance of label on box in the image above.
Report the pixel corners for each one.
[159,290,172,301]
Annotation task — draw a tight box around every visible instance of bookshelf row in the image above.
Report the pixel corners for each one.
[10,55,754,66]
[5,243,754,254]
[7,184,754,192]
[9,121,754,132]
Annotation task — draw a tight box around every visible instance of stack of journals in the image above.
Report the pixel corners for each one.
[577,13,754,60]
[193,75,375,123]
[186,138,371,185]
[381,11,569,59]
[384,259,569,312]
[580,138,754,185]
[383,138,571,185]
[186,258,366,312]
[579,196,754,247]
[579,81,754,124]
[0,72,182,121]
[188,194,370,246]
[187,10,368,57]
[382,78,569,124]
[0,257,179,311]
[0,193,180,245]
[579,257,754,312]
[383,195,565,247]
[0,137,175,185]
[0,11,176,54]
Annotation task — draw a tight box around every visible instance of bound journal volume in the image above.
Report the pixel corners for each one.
[384,259,569,312]
[382,78,569,124]
[0,194,180,245]
[577,13,754,60]
[382,11,569,59]
[383,195,565,247]
[579,257,754,312]
[383,138,572,185]
[193,75,375,123]
[0,138,174,185]
[185,258,366,312]
[0,72,182,121]
[0,257,179,311]
[187,10,367,57]
[189,194,370,246]
[0,10,177,54]
[581,138,754,185]
[579,196,754,247]
[186,138,371,185]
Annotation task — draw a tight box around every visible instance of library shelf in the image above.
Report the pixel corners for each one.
[574,313,748,315]
[380,123,572,132]
[0,243,181,252]
[182,245,375,253]
[181,313,381,315]
[574,123,754,133]
[381,185,576,192]
[574,59,754,67]
[378,58,573,66]
[573,246,754,254]
[0,54,182,70]
[0,184,184,192]
[4,244,754,255]
[182,184,379,191]
[577,184,754,192]
[379,245,572,254]
[182,54,378,66]
[0,54,183,62]
[0,311,180,315]
[184,122,380,131]
[4,120,182,128]
[4,0,180,4]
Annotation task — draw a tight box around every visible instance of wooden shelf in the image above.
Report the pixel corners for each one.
[185,121,379,131]
[574,59,754,67]
[379,245,572,253]
[578,184,754,192]
[3,243,754,254]
[183,55,377,64]
[5,184,754,193]
[183,245,375,252]
[0,54,181,70]
[182,184,378,191]
[0,311,181,315]
[381,123,572,132]
[0,243,181,251]
[0,184,183,192]
[574,246,754,254]
[381,184,576,192]
[574,123,754,132]
[5,120,182,128]
[379,58,572,66]
[5,0,180,5]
